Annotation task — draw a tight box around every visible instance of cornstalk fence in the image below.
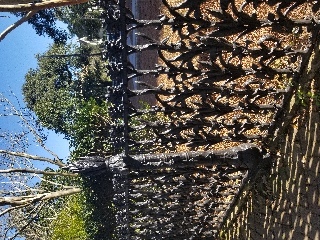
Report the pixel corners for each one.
[68,0,320,238]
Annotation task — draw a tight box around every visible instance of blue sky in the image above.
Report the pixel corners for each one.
[0,13,70,162]
[0,13,73,240]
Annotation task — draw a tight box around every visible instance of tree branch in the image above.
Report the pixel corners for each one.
[0,202,29,217]
[3,201,45,240]
[0,10,37,42]
[1,93,63,165]
[0,0,88,12]
[0,168,78,177]
[7,202,45,240]
[0,149,65,167]
[40,51,107,58]
[0,187,81,207]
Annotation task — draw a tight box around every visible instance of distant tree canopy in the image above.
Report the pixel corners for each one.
[1,1,102,43]
[1,1,113,239]
[22,42,110,160]
[22,43,109,136]
[10,42,111,239]
[13,9,69,43]
[23,43,79,135]
[55,3,103,39]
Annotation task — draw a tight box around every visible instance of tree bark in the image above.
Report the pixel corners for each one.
[0,187,81,207]
[0,0,88,12]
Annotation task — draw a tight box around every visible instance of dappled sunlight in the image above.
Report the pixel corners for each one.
[221,80,320,239]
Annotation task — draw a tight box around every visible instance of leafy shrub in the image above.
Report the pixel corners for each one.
[50,193,88,240]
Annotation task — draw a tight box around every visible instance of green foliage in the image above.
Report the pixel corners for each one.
[129,102,169,152]
[29,171,82,234]
[22,43,80,136]
[21,41,113,238]
[13,172,115,240]
[81,174,117,239]
[48,174,117,240]
[70,98,111,159]
[296,89,320,107]
[9,170,83,239]
[20,4,114,238]
[14,3,105,42]
[23,43,110,137]
[44,175,117,240]
[14,9,69,43]
[50,193,88,240]
[73,55,110,103]
[55,3,103,39]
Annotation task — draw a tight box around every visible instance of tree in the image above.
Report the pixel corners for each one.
[49,193,88,240]
[70,98,111,159]
[0,93,81,239]
[12,9,69,43]
[0,0,88,12]
[0,0,88,42]
[22,43,109,137]
[6,169,85,239]
[0,0,106,43]
[1,113,113,239]
[55,2,103,40]
[22,43,80,136]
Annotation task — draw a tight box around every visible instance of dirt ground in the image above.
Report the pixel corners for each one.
[221,82,320,239]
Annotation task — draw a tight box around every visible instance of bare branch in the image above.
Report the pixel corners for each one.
[0,187,81,207]
[38,177,67,188]
[0,10,37,42]
[0,0,89,12]
[8,204,44,240]
[0,149,64,167]
[0,189,46,198]
[3,201,45,240]
[0,92,64,165]
[0,168,78,177]
[40,51,107,58]
[0,202,29,217]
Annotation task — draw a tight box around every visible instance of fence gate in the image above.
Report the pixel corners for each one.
[69,0,319,238]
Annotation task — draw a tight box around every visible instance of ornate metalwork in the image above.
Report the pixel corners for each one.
[66,144,262,238]
[72,0,320,238]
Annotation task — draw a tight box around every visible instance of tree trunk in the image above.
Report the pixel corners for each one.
[0,0,88,12]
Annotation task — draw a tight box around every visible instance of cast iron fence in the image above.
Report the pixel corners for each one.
[69,0,320,238]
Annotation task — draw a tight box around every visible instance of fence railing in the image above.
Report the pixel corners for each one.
[69,0,319,238]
